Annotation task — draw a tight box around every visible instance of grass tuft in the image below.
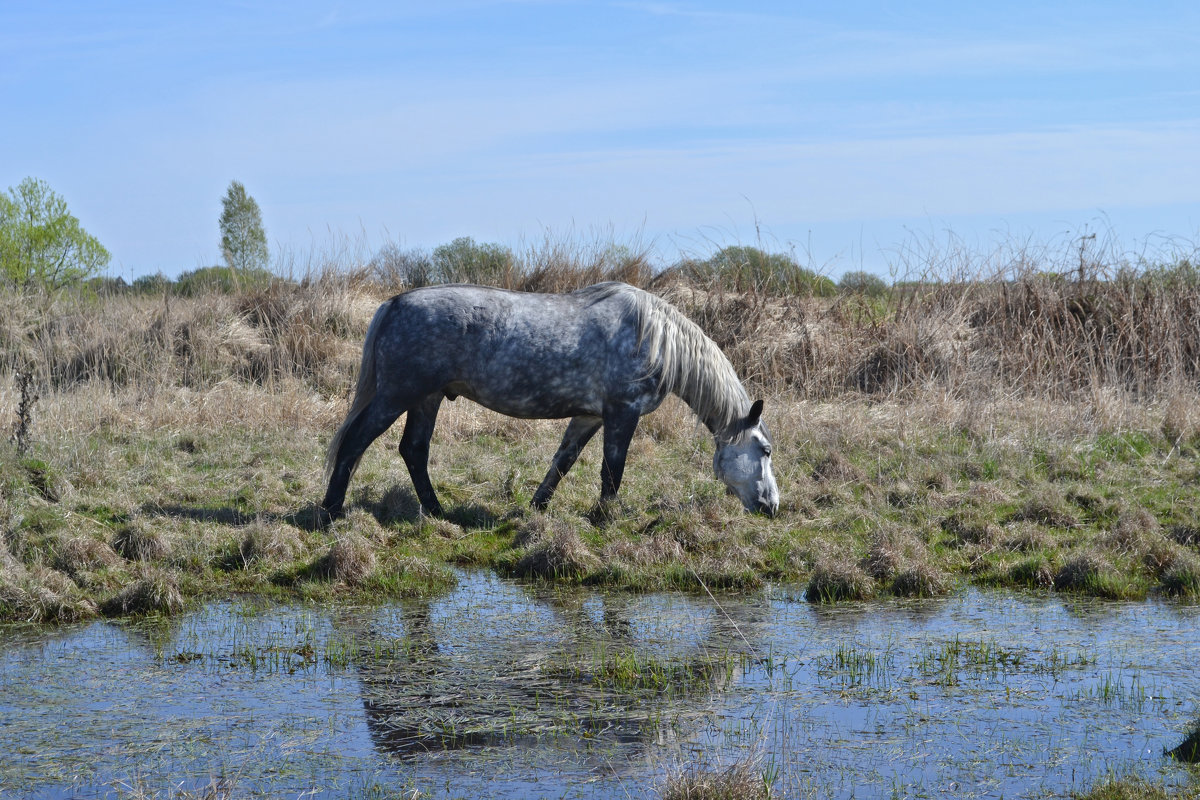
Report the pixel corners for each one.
[101,569,183,616]
[658,757,771,800]
[511,514,599,579]
[1054,550,1142,599]
[112,518,171,562]
[1160,554,1200,598]
[806,556,875,603]
[55,534,122,577]
[238,519,305,567]
[0,556,98,623]
[317,533,376,585]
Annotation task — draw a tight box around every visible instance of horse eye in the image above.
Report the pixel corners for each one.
[762,445,772,457]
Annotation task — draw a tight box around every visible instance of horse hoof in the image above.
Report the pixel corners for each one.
[316,506,343,528]
[587,498,620,526]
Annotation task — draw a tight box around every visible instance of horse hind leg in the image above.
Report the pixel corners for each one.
[321,396,406,521]
[398,392,445,517]
[532,416,602,510]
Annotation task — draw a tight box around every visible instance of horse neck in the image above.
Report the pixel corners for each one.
[632,288,749,435]
[668,359,749,437]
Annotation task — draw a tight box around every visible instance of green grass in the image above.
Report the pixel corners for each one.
[3,384,1200,624]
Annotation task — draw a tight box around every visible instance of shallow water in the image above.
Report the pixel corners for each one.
[1,572,1198,799]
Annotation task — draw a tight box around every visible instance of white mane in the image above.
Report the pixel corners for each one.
[580,283,750,433]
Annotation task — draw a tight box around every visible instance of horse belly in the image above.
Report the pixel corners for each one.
[449,371,604,419]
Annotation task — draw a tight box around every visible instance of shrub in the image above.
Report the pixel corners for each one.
[175,265,274,296]
[683,245,835,296]
[838,270,889,297]
[432,236,514,286]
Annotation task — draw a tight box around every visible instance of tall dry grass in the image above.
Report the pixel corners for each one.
[2,232,1199,435]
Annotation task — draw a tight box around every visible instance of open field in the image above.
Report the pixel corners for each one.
[3,237,1200,622]
[2,237,1200,797]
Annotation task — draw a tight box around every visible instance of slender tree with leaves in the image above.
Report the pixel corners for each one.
[0,177,110,289]
[218,180,268,275]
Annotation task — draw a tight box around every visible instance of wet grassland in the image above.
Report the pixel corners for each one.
[4,249,1200,797]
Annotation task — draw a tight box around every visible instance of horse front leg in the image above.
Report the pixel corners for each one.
[398,392,445,517]
[599,403,641,506]
[532,415,602,510]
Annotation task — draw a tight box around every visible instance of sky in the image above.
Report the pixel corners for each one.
[3,1,1200,280]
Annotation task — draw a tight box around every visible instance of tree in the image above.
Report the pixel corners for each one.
[838,270,890,297]
[432,236,513,285]
[218,180,268,275]
[0,177,110,289]
[686,245,836,296]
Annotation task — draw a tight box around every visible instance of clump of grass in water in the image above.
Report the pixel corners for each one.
[507,513,599,580]
[1160,553,1200,598]
[817,640,893,689]
[1073,775,1200,800]
[806,557,875,603]
[101,568,183,616]
[1054,549,1143,600]
[1070,671,1153,711]
[555,646,732,695]
[915,636,1026,686]
[659,755,772,800]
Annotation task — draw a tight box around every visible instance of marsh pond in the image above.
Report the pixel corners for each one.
[2,570,1198,799]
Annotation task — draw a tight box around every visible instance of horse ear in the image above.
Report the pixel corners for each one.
[746,399,764,427]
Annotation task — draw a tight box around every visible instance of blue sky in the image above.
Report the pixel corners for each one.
[3,1,1199,280]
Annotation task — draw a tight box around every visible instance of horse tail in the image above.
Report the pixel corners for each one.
[325,299,390,479]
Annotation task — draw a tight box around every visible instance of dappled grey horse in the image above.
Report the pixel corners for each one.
[320,282,778,521]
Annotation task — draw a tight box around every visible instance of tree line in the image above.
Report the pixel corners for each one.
[1,176,891,297]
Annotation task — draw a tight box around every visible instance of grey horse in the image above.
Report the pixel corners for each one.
[320,282,778,521]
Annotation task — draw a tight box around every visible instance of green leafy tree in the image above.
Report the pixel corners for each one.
[838,270,890,297]
[219,180,269,275]
[432,236,513,285]
[0,177,110,289]
[686,245,835,296]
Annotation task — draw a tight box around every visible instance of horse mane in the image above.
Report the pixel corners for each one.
[576,282,750,433]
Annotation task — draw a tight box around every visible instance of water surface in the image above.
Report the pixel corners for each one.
[1,572,1197,798]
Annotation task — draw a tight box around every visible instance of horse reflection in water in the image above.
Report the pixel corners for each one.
[343,575,767,757]
[321,282,779,521]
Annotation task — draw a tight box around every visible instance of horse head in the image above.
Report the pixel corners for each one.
[713,399,779,516]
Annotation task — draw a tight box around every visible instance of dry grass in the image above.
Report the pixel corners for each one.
[658,757,770,800]
[806,556,875,603]
[511,514,600,579]
[3,234,1200,619]
[318,532,376,585]
[101,568,183,616]
[238,518,305,567]
[112,517,171,561]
